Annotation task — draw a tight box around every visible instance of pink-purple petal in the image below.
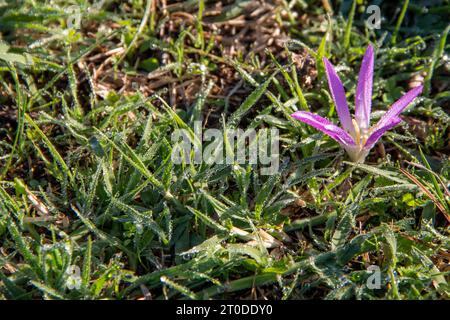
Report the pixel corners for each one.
[323,57,354,135]
[355,44,374,130]
[291,111,355,147]
[376,85,423,129]
[364,116,402,150]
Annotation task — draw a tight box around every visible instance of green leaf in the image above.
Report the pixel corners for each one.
[228,75,274,127]
[331,205,357,250]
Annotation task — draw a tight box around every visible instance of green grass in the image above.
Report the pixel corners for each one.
[0,0,449,300]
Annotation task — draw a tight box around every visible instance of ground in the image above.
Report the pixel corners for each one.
[0,0,449,300]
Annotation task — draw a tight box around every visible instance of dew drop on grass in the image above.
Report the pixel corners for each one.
[135,222,143,234]
[64,242,71,253]
[416,41,426,51]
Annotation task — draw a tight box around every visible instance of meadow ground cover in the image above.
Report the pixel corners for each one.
[0,0,449,300]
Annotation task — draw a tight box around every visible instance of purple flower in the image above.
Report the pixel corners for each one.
[291,44,423,163]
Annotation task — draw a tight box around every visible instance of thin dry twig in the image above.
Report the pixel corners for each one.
[399,168,450,223]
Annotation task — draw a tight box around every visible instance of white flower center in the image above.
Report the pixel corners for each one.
[351,119,369,147]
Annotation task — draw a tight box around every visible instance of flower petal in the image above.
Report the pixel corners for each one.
[364,116,402,150]
[323,57,354,135]
[291,111,355,147]
[376,85,423,129]
[355,44,374,130]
